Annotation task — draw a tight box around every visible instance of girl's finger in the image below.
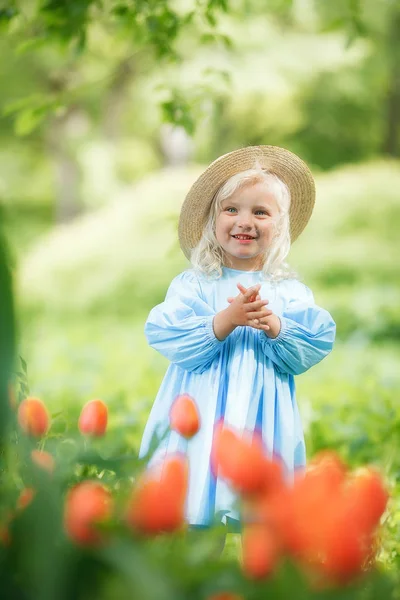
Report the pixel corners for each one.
[251,321,269,331]
[249,311,272,321]
[244,284,261,299]
[248,293,260,303]
[246,300,269,312]
[259,317,270,329]
[250,298,269,307]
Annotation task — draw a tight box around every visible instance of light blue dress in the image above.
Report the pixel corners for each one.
[139,266,336,528]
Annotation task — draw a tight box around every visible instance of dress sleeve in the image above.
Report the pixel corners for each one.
[144,270,226,374]
[258,282,336,376]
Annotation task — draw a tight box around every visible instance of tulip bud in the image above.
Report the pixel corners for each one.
[126,454,188,535]
[169,394,200,439]
[18,397,50,437]
[64,481,113,546]
[78,399,108,436]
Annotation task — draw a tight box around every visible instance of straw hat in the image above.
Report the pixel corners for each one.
[178,145,315,260]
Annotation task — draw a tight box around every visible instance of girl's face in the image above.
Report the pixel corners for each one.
[215,181,280,271]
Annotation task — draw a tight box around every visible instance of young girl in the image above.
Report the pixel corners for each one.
[139,145,336,531]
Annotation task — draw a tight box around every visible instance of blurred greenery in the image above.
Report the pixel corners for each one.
[1,0,400,597]
[0,213,15,446]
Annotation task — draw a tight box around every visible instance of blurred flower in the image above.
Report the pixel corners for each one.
[17,488,35,511]
[126,453,188,535]
[64,481,113,546]
[78,399,108,437]
[242,524,280,580]
[0,511,13,546]
[0,523,11,546]
[31,449,55,474]
[17,397,50,437]
[267,451,348,559]
[211,422,283,497]
[169,394,200,439]
[243,450,388,584]
[344,467,389,532]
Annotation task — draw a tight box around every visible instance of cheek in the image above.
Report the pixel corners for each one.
[265,219,277,232]
[216,215,229,233]
[214,221,224,241]
[260,221,277,240]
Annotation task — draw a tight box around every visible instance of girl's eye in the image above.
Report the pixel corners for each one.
[225,208,268,215]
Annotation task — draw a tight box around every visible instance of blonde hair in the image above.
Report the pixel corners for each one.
[190,165,297,282]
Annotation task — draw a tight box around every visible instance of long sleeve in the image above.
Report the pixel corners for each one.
[144,270,226,374]
[259,282,336,376]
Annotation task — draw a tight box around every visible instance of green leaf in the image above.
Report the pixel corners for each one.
[320,17,346,33]
[15,108,47,136]
[207,0,229,13]
[3,95,45,116]
[200,32,217,44]
[15,37,48,55]
[205,10,217,27]
[20,357,28,374]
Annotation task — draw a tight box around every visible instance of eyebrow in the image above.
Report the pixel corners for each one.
[221,201,272,210]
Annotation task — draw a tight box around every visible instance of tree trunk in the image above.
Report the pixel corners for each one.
[103,57,136,140]
[47,109,83,224]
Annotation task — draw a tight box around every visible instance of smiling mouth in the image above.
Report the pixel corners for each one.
[231,235,256,240]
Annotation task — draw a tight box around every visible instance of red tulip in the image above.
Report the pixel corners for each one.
[18,397,50,437]
[0,511,13,546]
[211,423,282,497]
[126,454,188,535]
[64,481,113,546]
[31,449,55,474]
[343,467,388,531]
[17,487,35,510]
[242,524,280,579]
[78,399,108,436]
[256,451,388,585]
[322,519,371,583]
[0,523,11,546]
[169,394,200,438]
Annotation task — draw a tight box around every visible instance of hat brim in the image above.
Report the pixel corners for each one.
[178,145,315,261]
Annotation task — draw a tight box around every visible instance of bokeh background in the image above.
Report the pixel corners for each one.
[1,0,400,560]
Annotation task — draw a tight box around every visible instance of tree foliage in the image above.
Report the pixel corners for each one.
[0,0,230,135]
[1,0,229,56]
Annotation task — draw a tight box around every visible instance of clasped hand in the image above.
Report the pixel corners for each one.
[226,283,281,338]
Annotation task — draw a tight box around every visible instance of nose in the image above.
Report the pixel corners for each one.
[236,215,254,231]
